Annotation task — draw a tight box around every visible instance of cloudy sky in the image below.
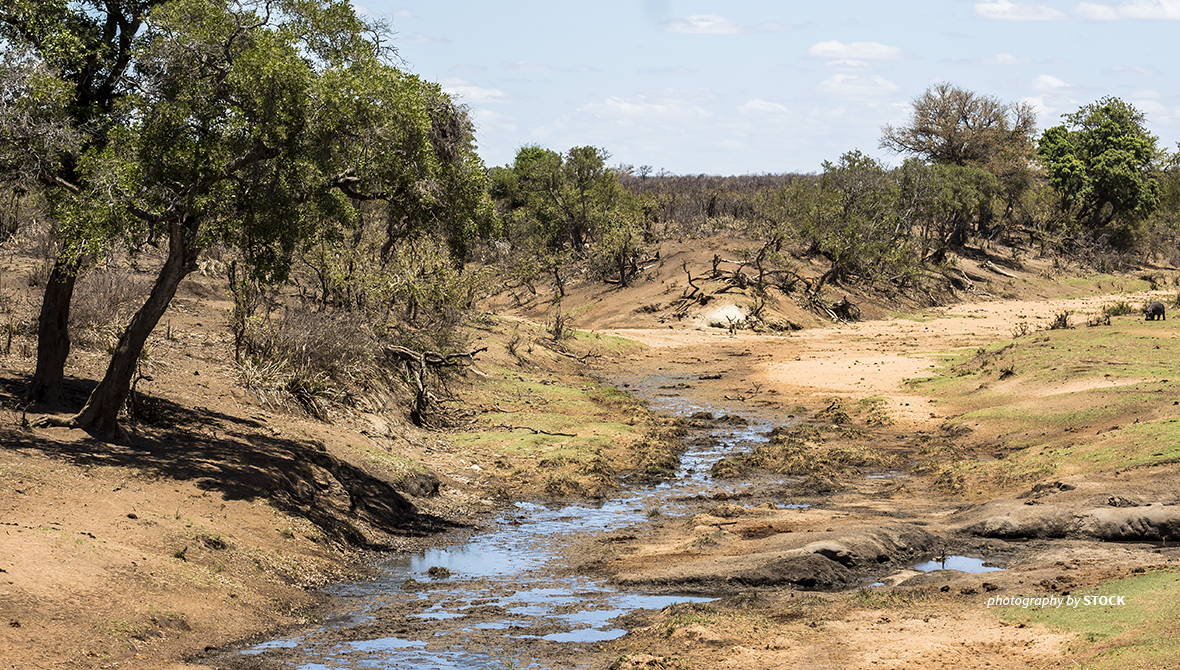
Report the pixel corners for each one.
[356,0,1180,175]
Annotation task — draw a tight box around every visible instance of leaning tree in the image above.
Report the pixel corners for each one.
[16,0,490,437]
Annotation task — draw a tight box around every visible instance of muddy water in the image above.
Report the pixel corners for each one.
[239,375,774,669]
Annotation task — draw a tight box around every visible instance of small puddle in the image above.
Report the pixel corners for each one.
[912,555,1004,573]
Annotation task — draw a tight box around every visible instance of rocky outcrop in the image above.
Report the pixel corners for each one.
[612,522,938,591]
[959,500,1180,542]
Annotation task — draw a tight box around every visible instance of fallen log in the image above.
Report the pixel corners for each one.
[984,260,1019,279]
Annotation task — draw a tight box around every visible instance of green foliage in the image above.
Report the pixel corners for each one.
[896,159,1001,251]
[493,144,646,287]
[0,50,81,186]
[1038,97,1160,245]
[3,0,494,432]
[297,223,490,353]
[880,82,1038,231]
[805,150,918,290]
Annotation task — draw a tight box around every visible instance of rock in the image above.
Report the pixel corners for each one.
[879,569,923,586]
[962,506,1072,539]
[610,654,683,669]
[397,470,440,497]
[1076,505,1180,541]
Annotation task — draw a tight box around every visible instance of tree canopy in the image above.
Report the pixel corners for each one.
[3,0,491,436]
[1037,96,1160,240]
[881,83,1037,228]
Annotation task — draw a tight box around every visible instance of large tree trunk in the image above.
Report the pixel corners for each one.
[26,255,80,405]
[72,219,199,437]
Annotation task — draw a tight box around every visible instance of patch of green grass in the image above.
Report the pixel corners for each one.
[1056,274,1150,294]
[716,423,903,478]
[848,588,934,609]
[998,570,1180,669]
[443,356,682,496]
[567,329,642,353]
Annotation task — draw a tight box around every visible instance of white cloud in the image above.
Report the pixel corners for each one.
[1132,100,1171,117]
[980,52,1033,65]
[1021,95,1052,117]
[663,14,794,34]
[1111,65,1159,75]
[578,92,715,124]
[469,108,517,134]
[1021,94,1078,123]
[1075,2,1121,17]
[825,58,871,70]
[1031,74,1072,91]
[816,74,902,99]
[808,40,906,61]
[975,0,1068,20]
[441,78,513,104]
[740,99,791,115]
[1076,0,1180,19]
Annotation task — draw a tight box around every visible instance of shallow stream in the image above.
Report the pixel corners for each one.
[239,373,992,668]
[240,376,773,669]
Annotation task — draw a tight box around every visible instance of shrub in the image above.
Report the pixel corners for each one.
[1102,300,1134,317]
[1047,310,1071,330]
[69,266,153,349]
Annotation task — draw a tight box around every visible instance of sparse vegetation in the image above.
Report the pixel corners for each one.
[4,8,1180,669]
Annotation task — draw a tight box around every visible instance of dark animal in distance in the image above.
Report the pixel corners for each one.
[1145,301,1166,321]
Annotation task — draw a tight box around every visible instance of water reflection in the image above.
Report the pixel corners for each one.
[243,383,749,668]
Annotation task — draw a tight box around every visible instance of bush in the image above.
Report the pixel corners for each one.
[69,266,153,349]
[1047,310,1071,330]
[1103,300,1134,317]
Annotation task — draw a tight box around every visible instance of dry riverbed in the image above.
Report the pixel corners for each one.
[5,247,1180,669]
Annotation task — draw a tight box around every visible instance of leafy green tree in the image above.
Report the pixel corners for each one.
[1037,97,1160,243]
[896,160,999,254]
[0,52,79,189]
[493,144,645,287]
[804,150,913,291]
[11,0,489,436]
[1,0,166,404]
[592,207,646,287]
[499,145,621,253]
[881,83,1037,234]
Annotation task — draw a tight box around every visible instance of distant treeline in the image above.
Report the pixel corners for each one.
[620,173,813,228]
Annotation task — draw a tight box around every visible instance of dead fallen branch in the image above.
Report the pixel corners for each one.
[489,423,577,437]
[535,339,601,363]
[723,382,762,402]
[984,260,1019,279]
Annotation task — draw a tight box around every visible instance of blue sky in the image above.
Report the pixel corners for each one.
[354,0,1180,175]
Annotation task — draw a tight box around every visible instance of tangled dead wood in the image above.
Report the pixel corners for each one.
[384,345,488,426]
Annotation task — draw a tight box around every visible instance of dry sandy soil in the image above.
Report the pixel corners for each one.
[2,237,1179,669]
[581,292,1180,669]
